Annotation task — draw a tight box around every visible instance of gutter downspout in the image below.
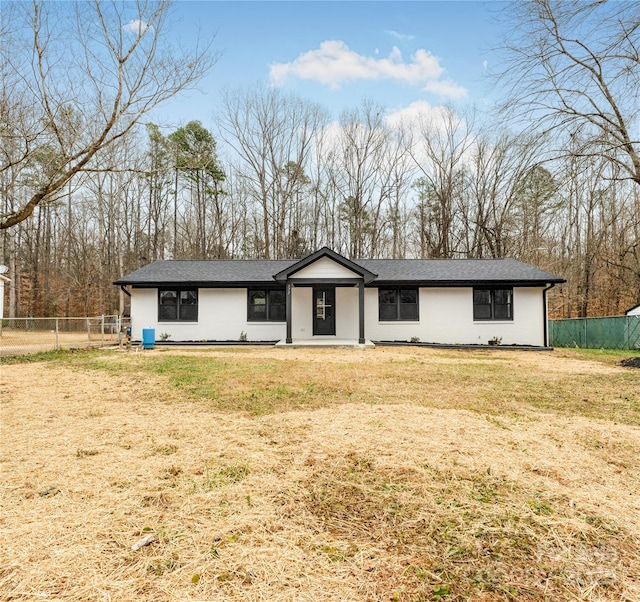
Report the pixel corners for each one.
[543,283,555,347]
[120,285,131,298]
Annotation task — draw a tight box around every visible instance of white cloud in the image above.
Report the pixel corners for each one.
[386,30,415,41]
[123,19,149,34]
[423,78,467,100]
[385,101,475,168]
[269,40,467,100]
[384,100,450,130]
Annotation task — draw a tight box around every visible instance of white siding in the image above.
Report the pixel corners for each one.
[0,277,5,319]
[364,287,546,346]
[290,257,359,279]
[130,284,547,345]
[130,287,285,342]
[336,286,360,339]
[291,286,312,338]
[627,304,640,316]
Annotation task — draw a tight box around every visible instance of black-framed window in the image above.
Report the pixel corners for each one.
[158,288,198,321]
[473,287,513,321]
[248,288,286,322]
[378,287,419,321]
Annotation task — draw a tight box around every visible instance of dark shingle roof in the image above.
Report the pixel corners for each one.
[114,259,297,286]
[357,258,564,284]
[115,256,564,287]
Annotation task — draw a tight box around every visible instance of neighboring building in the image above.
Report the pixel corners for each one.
[0,273,9,320]
[625,303,640,316]
[114,247,565,347]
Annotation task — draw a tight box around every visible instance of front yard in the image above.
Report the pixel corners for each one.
[1,346,638,601]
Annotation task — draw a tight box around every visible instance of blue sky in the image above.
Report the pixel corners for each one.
[151,1,503,130]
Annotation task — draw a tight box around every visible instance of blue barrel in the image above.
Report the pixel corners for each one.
[142,328,155,349]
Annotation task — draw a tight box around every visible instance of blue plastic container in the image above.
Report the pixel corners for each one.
[142,328,155,349]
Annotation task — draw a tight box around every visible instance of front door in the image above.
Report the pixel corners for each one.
[313,286,336,335]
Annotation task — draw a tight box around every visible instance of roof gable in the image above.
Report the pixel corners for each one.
[273,247,377,283]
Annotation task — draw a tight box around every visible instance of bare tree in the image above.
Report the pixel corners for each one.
[0,0,216,229]
[498,0,640,186]
[409,107,475,258]
[218,85,328,258]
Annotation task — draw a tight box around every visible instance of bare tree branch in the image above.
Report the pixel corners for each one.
[0,0,218,229]
[496,0,640,185]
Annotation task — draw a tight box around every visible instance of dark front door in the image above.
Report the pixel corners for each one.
[313,286,336,335]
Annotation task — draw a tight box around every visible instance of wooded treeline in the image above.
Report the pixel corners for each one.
[1,0,639,319]
[2,92,638,318]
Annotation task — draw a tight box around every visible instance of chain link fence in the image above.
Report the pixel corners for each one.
[549,315,640,350]
[0,315,130,357]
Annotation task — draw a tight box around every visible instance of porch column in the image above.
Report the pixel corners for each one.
[358,280,365,344]
[286,280,292,344]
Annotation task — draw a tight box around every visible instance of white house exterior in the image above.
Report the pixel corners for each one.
[625,304,640,316]
[115,247,565,347]
[0,273,9,320]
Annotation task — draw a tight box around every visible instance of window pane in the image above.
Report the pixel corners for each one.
[493,289,512,319]
[399,302,418,320]
[379,289,397,305]
[248,290,266,320]
[159,304,177,320]
[379,288,397,320]
[474,305,492,320]
[400,289,417,304]
[180,304,198,321]
[379,304,398,321]
[249,305,266,319]
[249,290,266,306]
[248,305,266,320]
[269,289,285,305]
[159,290,178,321]
[269,303,286,321]
[269,289,286,321]
[494,304,511,319]
[474,288,492,320]
[160,290,177,305]
[180,290,197,305]
[474,289,491,304]
[494,289,512,305]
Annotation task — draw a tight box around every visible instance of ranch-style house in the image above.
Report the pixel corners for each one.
[114,247,565,347]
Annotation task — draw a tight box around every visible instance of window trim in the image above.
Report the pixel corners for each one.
[473,287,514,321]
[247,287,286,322]
[158,287,198,322]
[378,286,419,321]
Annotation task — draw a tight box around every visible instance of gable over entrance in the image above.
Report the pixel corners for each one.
[273,247,377,284]
[274,248,373,345]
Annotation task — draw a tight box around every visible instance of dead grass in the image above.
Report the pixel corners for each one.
[0,346,638,601]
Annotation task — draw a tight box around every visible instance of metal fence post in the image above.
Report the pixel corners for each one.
[55,318,59,350]
[101,314,105,346]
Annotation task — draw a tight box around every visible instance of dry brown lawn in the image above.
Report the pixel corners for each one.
[0,346,639,601]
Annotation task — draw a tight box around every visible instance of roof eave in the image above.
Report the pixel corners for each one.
[368,278,566,287]
[113,280,283,288]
